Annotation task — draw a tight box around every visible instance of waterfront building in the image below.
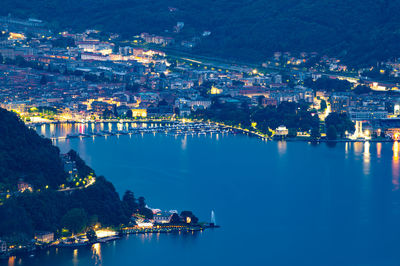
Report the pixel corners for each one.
[131,108,147,117]
[154,212,173,224]
[35,232,54,243]
[275,126,289,136]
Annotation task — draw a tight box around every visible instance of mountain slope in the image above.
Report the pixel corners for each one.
[2,0,400,64]
[0,108,66,189]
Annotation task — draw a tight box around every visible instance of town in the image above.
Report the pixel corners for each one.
[2,15,400,142]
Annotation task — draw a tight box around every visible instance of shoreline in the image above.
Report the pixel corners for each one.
[0,224,219,260]
[29,120,398,144]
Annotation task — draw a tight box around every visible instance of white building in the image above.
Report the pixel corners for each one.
[275,126,289,136]
[0,240,6,253]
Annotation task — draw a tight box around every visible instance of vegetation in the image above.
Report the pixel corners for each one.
[326,125,338,141]
[325,112,355,138]
[67,150,93,179]
[0,108,153,241]
[353,85,372,95]
[122,190,154,219]
[2,0,399,65]
[0,108,66,190]
[304,77,352,93]
[194,100,319,136]
[61,208,88,234]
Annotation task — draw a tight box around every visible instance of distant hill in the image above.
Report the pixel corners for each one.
[2,0,400,65]
[0,108,66,190]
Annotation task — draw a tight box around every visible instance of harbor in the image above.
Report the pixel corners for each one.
[31,121,235,141]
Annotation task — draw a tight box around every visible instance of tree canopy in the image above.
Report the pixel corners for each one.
[0,108,66,190]
[2,0,400,65]
[325,112,355,138]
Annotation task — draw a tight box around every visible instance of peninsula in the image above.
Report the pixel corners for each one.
[0,108,210,260]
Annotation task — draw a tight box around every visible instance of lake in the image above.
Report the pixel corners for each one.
[4,122,400,266]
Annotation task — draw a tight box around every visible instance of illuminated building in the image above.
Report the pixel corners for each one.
[329,95,349,113]
[395,104,400,116]
[8,32,26,40]
[349,108,388,121]
[349,121,371,140]
[275,126,289,136]
[35,232,54,243]
[17,180,33,192]
[153,212,173,224]
[77,41,114,54]
[131,108,147,117]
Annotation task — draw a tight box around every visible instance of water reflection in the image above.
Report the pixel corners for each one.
[8,256,15,266]
[72,248,78,266]
[181,135,187,150]
[393,142,399,191]
[78,123,85,134]
[40,124,46,136]
[376,142,382,159]
[91,243,102,266]
[363,142,370,175]
[49,123,55,136]
[277,141,286,156]
[353,142,363,155]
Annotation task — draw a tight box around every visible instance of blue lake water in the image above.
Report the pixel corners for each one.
[4,122,400,266]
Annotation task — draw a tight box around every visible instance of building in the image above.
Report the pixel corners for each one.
[179,106,191,117]
[262,98,278,107]
[330,95,350,113]
[17,180,33,192]
[76,41,113,55]
[0,240,6,253]
[131,108,147,117]
[349,108,388,121]
[189,99,212,110]
[153,212,173,224]
[61,153,78,181]
[275,126,289,136]
[35,232,54,243]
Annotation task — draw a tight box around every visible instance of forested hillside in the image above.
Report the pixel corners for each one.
[2,0,400,64]
[0,108,66,189]
[0,108,151,241]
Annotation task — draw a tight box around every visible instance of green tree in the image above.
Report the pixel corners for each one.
[61,208,88,234]
[122,190,138,216]
[320,100,327,112]
[180,211,199,224]
[126,110,133,119]
[353,85,372,94]
[169,213,181,224]
[326,125,337,140]
[138,196,146,209]
[288,128,297,138]
[310,127,321,141]
[325,112,355,137]
[86,229,98,243]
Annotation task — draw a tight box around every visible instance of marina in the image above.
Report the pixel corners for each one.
[35,121,235,140]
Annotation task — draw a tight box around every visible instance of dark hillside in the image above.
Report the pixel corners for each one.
[0,108,66,189]
[2,0,400,64]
